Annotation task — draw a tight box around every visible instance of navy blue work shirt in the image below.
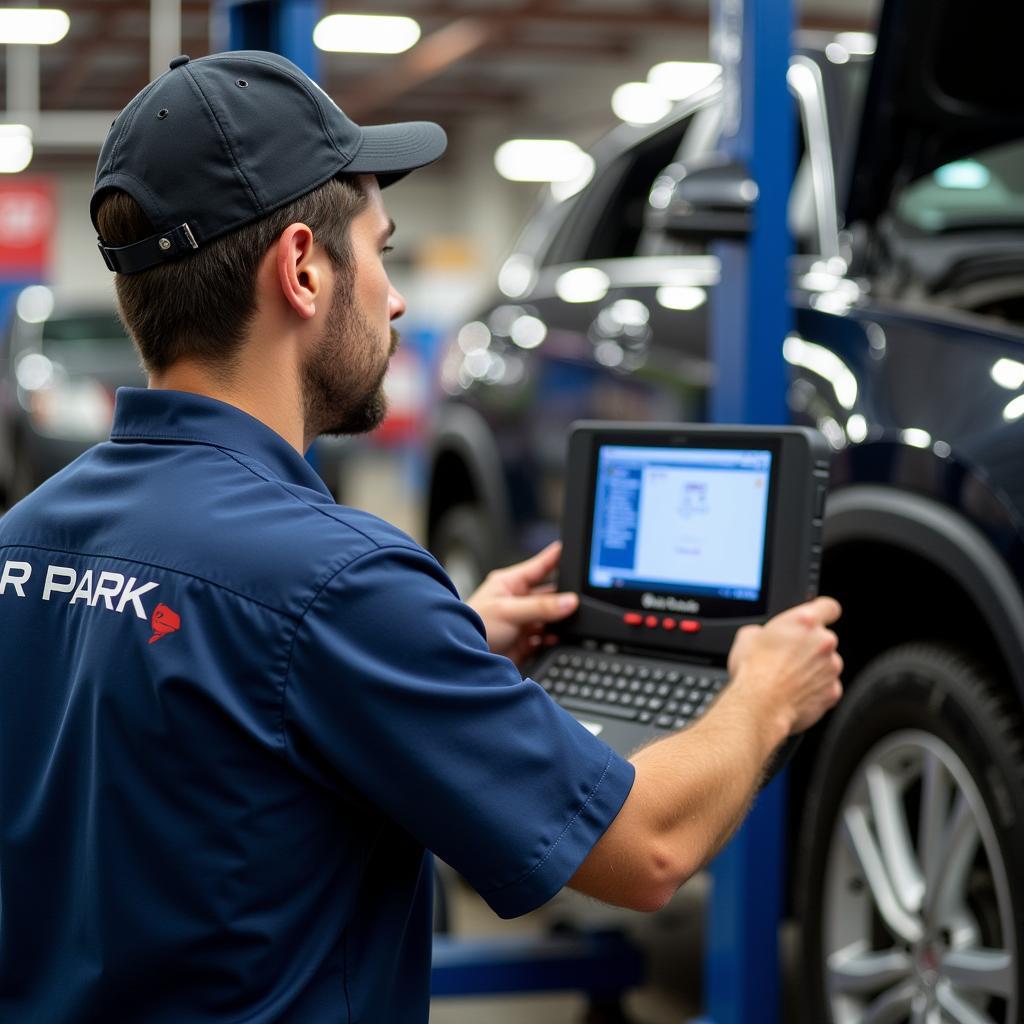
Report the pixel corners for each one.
[0,388,635,1023]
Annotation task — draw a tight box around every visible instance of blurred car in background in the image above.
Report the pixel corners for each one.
[0,289,144,507]
[427,5,1024,1021]
[0,287,367,508]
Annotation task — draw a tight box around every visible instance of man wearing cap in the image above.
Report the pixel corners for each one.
[0,52,842,1023]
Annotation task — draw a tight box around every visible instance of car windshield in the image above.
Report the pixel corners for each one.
[895,140,1024,233]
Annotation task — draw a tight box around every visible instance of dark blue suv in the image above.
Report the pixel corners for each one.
[426,5,1024,1021]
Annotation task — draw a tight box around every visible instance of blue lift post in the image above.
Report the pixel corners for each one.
[212,0,322,474]
[694,1,795,1023]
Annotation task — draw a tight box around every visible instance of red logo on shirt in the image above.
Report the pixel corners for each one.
[149,603,181,644]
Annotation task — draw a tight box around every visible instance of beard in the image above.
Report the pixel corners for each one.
[301,283,399,438]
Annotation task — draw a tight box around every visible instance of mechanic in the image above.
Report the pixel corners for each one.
[0,51,843,1023]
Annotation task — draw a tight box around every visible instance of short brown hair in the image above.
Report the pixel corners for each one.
[95,176,368,374]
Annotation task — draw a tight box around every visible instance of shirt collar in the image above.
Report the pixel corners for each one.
[109,387,332,497]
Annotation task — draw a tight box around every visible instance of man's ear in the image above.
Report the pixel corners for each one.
[274,222,324,320]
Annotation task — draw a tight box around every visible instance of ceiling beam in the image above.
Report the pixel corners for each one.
[327,2,873,33]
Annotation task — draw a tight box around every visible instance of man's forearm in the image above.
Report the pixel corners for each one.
[629,679,790,879]
[570,675,791,910]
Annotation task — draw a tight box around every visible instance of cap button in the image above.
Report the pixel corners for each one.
[168,55,190,69]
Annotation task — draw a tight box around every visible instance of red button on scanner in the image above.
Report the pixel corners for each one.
[623,612,643,626]
[644,615,659,628]
[680,620,701,633]
[662,617,677,630]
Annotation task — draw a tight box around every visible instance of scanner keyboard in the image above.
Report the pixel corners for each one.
[532,647,730,731]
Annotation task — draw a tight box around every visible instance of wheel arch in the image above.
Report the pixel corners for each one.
[786,484,1024,910]
[426,404,512,559]
[822,484,1024,700]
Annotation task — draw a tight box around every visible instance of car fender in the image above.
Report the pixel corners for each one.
[825,483,1024,700]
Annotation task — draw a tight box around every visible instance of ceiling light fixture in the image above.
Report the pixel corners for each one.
[611,82,671,125]
[494,139,592,183]
[647,62,720,101]
[0,7,69,44]
[313,14,421,54]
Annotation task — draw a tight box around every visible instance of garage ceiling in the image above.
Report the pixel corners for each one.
[2,0,876,163]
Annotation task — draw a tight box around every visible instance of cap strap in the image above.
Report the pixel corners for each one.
[98,222,199,274]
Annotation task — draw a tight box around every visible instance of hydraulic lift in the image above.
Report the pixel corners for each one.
[215,2,795,1019]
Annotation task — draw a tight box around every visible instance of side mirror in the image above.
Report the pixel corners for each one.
[661,155,757,239]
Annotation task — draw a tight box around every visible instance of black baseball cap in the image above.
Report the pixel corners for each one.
[91,50,447,275]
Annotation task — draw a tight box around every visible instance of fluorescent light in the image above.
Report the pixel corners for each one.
[611,82,671,125]
[494,139,592,183]
[314,14,420,54]
[555,267,609,304]
[0,125,33,173]
[0,8,69,44]
[647,62,720,101]
[991,358,1024,390]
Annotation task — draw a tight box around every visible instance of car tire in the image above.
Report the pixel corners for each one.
[796,643,1024,1024]
[431,503,495,598]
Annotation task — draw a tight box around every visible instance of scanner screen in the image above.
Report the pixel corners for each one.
[588,445,772,601]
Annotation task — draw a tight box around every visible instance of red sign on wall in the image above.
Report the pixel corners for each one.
[0,178,54,276]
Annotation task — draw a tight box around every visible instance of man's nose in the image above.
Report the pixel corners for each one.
[389,285,406,321]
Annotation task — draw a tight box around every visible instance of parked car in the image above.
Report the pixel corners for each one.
[426,5,1024,1021]
[0,289,358,507]
[0,290,145,507]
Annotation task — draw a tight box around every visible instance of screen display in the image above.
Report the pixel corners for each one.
[588,444,772,601]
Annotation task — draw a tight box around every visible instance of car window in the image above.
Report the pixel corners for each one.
[896,141,1024,233]
[541,112,696,267]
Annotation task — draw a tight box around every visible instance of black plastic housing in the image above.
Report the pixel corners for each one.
[557,421,831,663]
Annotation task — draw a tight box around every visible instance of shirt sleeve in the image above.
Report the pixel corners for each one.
[282,543,635,919]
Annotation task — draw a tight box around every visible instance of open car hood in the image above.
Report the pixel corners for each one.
[845,0,1024,227]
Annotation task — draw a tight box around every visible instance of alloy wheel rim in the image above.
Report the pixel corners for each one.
[822,729,1016,1023]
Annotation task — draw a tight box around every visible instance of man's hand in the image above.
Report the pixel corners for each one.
[726,596,844,738]
[466,541,579,667]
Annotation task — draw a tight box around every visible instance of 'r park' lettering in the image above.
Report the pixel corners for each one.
[0,560,160,620]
